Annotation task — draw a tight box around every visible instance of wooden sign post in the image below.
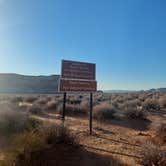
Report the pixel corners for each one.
[62,92,66,123]
[59,60,97,135]
[89,92,93,135]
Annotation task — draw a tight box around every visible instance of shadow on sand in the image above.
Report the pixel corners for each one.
[81,144,141,159]
[13,143,128,166]
[93,133,141,147]
[108,118,152,131]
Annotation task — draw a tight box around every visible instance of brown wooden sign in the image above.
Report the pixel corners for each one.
[61,60,96,80]
[60,79,97,92]
[59,60,96,134]
[60,60,97,92]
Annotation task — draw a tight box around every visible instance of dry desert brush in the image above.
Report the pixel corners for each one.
[140,141,166,166]
[3,124,78,166]
[27,105,45,116]
[123,104,148,120]
[156,123,166,142]
[0,103,41,137]
[93,102,119,121]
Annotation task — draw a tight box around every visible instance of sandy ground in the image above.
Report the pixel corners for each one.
[30,111,166,166]
[0,108,165,165]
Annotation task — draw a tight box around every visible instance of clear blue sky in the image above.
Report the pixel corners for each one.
[0,0,166,90]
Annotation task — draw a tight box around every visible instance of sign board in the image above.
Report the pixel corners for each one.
[61,60,96,80]
[59,60,97,92]
[60,79,97,92]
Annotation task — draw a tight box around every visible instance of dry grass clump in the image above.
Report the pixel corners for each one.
[36,97,49,105]
[41,124,77,146]
[3,125,77,166]
[80,99,90,112]
[3,130,47,166]
[25,96,38,103]
[0,103,41,137]
[123,105,148,120]
[140,141,166,166]
[93,102,118,121]
[11,96,23,103]
[45,100,59,111]
[156,123,166,142]
[158,98,166,109]
[57,103,87,116]
[112,95,125,104]
[68,99,82,105]
[27,105,45,116]
[94,94,109,103]
[143,98,160,111]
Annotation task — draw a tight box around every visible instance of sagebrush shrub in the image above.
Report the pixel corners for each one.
[27,105,45,115]
[25,97,37,103]
[45,100,59,110]
[123,105,148,120]
[57,103,87,116]
[37,98,49,105]
[158,98,166,109]
[143,98,160,111]
[93,102,118,121]
[156,123,166,142]
[11,97,23,103]
[0,104,41,137]
[3,125,77,166]
[140,141,166,166]
[42,124,77,145]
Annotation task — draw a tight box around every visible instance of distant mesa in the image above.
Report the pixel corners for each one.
[0,73,60,94]
[103,88,166,93]
[103,90,137,93]
[148,88,166,92]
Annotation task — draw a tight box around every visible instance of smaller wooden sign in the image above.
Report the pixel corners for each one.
[59,79,97,92]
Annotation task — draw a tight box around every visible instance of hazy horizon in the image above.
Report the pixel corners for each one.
[1,0,166,90]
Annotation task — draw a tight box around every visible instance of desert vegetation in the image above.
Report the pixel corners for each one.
[140,141,166,166]
[0,92,166,166]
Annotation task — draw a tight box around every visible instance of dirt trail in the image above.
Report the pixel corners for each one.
[32,113,153,166]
